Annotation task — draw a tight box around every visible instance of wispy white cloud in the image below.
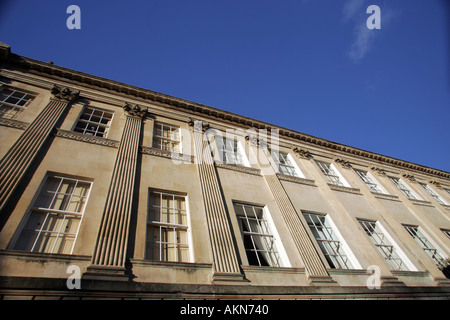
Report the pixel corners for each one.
[348,23,375,62]
[343,0,396,63]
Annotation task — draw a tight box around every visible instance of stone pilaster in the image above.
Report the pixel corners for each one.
[0,84,79,214]
[85,103,146,280]
[254,140,336,286]
[189,119,245,283]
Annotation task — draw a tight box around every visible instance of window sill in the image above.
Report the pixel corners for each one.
[391,270,429,277]
[409,199,434,207]
[55,128,119,148]
[216,162,261,176]
[0,117,29,130]
[277,173,317,187]
[0,249,90,262]
[327,183,361,195]
[130,259,212,269]
[327,268,367,275]
[241,265,305,274]
[371,192,401,202]
[140,146,193,163]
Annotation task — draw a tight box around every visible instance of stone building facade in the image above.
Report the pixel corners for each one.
[0,42,449,299]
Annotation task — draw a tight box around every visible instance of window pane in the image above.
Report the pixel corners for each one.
[146,190,190,262]
[389,177,417,200]
[12,176,91,254]
[304,212,353,269]
[234,203,281,267]
[216,136,246,166]
[152,123,181,153]
[165,244,176,261]
[0,87,35,119]
[13,211,46,251]
[161,205,170,224]
[66,196,86,213]
[179,246,190,262]
[272,151,299,177]
[74,107,113,138]
[16,211,81,254]
[5,95,20,104]
[146,242,159,261]
[316,161,344,186]
[420,183,446,205]
[404,225,447,270]
[356,170,383,193]
[0,105,21,119]
[359,220,408,271]
[0,88,35,119]
[0,88,13,100]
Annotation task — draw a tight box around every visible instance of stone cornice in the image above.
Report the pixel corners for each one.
[2,51,449,180]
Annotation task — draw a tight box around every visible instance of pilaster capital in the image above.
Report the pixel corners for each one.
[123,102,147,118]
[291,146,312,159]
[245,134,259,147]
[429,180,442,189]
[402,173,416,183]
[370,166,386,176]
[188,117,210,132]
[50,84,80,103]
[334,158,352,169]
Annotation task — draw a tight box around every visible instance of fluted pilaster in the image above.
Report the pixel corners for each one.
[189,119,244,282]
[89,103,146,273]
[257,144,336,285]
[0,85,79,213]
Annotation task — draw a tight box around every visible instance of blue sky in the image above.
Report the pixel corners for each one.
[1,0,449,172]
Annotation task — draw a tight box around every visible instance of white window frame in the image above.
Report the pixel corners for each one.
[152,122,182,153]
[359,219,416,271]
[303,212,360,269]
[234,202,288,267]
[73,106,114,138]
[404,225,448,270]
[215,135,249,167]
[388,176,420,200]
[441,229,450,239]
[0,86,36,119]
[146,190,192,263]
[315,160,349,187]
[11,175,92,255]
[271,150,305,178]
[355,169,386,194]
[419,183,447,205]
